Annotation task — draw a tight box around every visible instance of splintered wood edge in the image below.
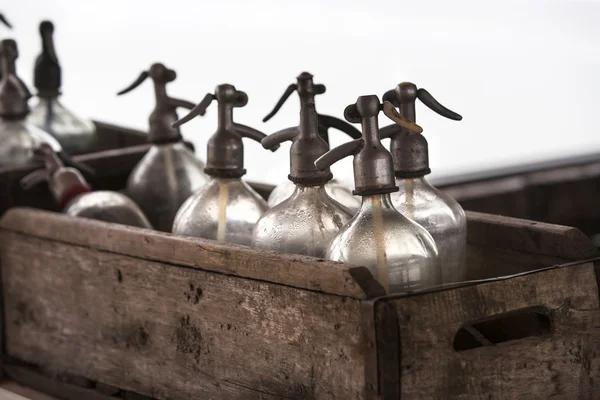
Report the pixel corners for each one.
[466,211,599,260]
[0,208,385,300]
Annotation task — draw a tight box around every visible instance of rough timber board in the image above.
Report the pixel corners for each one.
[0,209,384,300]
[382,261,600,399]
[0,232,367,400]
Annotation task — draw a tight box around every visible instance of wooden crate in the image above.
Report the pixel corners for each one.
[437,152,600,238]
[0,206,598,400]
[0,121,149,216]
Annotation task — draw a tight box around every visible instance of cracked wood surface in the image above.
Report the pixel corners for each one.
[0,231,367,400]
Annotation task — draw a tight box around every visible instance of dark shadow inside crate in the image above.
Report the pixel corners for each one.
[452,306,553,351]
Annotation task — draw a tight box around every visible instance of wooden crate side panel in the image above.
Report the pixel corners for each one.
[384,262,600,399]
[0,209,384,300]
[0,232,367,400]
[466,211,598,260]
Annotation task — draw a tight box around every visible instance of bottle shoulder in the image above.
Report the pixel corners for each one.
[29,99,96,136]
[331,208,438,257]
[127,144,209,190]
[392,181,466,227]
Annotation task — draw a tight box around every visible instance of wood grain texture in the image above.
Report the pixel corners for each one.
[0,231,368,400]
[466,211,599,260]
[0,208,384,299]
[383,261,600,399]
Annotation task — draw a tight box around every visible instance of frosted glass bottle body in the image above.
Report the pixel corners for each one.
[0,119,62,168]
[327,194,440,293]
[253,185,353,257]
[268,178,360,212]
[391,177,467,284]
[28,97,96,155]
[172,177,267,246]
[64,191,152,229]
[126,142,209,232]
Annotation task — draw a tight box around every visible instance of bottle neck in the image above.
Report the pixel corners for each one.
[218,104,234,131]
[1,58,15,78]
[400,103,416,122]
[291,184,326,196]
[153,82,168,106]
[299,98,320,139]
[396,176,430,189]
[361,116,379,147]
[358,193,395,213]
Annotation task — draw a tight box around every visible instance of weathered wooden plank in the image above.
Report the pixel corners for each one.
[465,245,570,280]
[0,209,383,300]
[2,368,110,400]
[0,232,368,400]
[383,261,600,399]
[92,121,147,151]
[466,211,599,260]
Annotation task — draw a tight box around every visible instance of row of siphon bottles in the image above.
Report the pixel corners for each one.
[0,17,467,294]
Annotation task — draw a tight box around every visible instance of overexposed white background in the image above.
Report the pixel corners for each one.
[6,0,600,186]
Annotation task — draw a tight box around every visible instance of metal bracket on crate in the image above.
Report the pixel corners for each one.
[361,297,401,400]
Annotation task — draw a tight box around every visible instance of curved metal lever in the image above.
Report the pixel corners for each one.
[261,126,298,150]
[417,88,462,121]
[0,13,12,29]
[382,102,423,134]
[171,93,215,128]
[117,71,149,95]
[314,139,362,171]
[168,98,196,110]
[234,123,279,152]
[263,84,297,122]
[20,170,49,190]
[39,21,58,64]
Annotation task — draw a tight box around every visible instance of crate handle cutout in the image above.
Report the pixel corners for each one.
[452,306,553,351]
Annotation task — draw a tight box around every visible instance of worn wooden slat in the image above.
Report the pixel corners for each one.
[466,245,571,280]
[466,211,599,260]
[92,121,147,151]
[0,209,383,300]
[3,367,115,400]
[383,261,600,399]
[0,232,367,400]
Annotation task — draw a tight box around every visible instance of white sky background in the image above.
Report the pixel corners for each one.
[6,0,600,187]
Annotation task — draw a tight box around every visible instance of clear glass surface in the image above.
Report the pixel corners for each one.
[253,185,353,257]
[0,119,62,168]
[391,177,467,284]
[28,97,96,155]
[126,142,209,232]
[172,177,268,246]
[267,178,360,213]
[65,191,153,229]
[327,193,440,293]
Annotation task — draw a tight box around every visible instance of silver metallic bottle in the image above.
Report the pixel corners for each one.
[252,74,353,257]
[28,21,97,155]
[262,72,361,212]
[117,63,209,231]
[380,83,466,284]
[0,39,63,168]
[315,96,440,293]
[171,84,277,246]
[21,144,152,229]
